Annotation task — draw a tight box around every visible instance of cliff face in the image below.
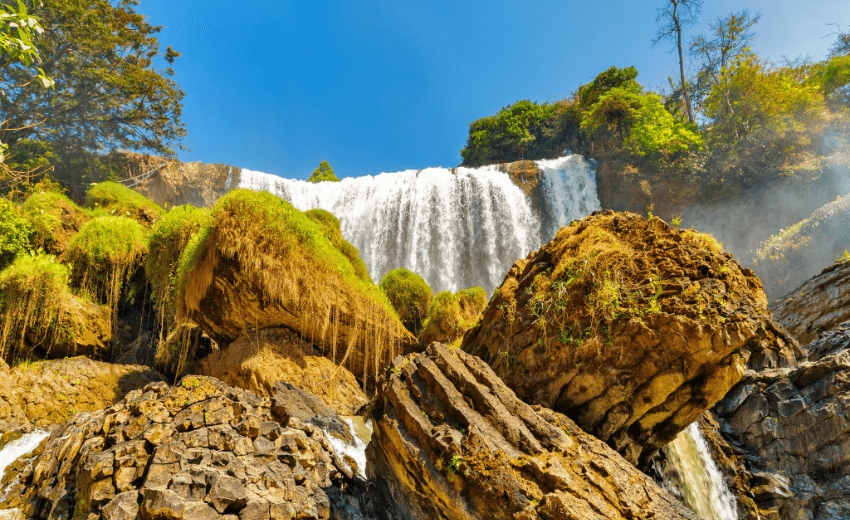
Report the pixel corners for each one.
[119,152,240,208]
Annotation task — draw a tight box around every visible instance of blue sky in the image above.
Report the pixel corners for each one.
[136,0,850,180]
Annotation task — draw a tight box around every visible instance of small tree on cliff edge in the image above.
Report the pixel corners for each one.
[653,0,703,123]
[308,161,340,183]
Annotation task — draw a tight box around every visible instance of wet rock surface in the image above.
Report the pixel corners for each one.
[771,259,850,345]
[712,322,850,520]
[1,376,389,520]
[463,210,799,466]
[198,328,368,416]
[367,342,699,520]
[0,356,162,432]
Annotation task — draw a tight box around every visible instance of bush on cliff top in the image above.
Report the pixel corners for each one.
[84,181,164,226]
[305,208,371,282]
[419,286,487,347]
[307,161,340,183]
[146,205,211,343]
[0,254,78,362]
[379,268,432,335]
[22,191,89,255]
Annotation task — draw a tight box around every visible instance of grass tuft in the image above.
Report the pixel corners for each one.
[84,182,164,227]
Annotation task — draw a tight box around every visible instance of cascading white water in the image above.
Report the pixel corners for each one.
[238,155,600,293]
[656,423,739,520]
[0,431,49,519]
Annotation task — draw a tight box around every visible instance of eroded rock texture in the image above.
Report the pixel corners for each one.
[0,356,162,432]
[463,210,799,465]
[1,376,388,520]
[367,342,699,520]
[123,152,239,209]
[771,259,850,345]
[713,322,850,520]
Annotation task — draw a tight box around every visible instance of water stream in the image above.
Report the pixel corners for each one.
[238,155,599,294]
[0,431,49,519]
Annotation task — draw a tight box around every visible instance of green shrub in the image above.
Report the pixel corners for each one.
[308,161,340,183]
[0,199,32,269]
[146,205,211,340]
[379,268,432,335]
[419,286,486,347]
[305,208,371,282]
[84,181,164,226]
[22,191,89,254]
[65,216,148,333]
[0,253,73,361]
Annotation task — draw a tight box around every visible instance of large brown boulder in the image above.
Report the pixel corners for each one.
[771,259,850,345]
[712,321,850,520]
[0,357,163,432]
[367,343,699,520]
[1,376,390,520]
[463,210,799,465]
[198,328,368,416]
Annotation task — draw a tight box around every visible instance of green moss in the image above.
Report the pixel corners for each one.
[307,161,340,183]
[304,208,371,282]
[419,287,486,347]
[0,199,33,269]
[379,268,432,335]
[0,253,75,362]
[65,216,148,333]
[146,205,211,338]
[21,191,89,254]
[84,181,164,226]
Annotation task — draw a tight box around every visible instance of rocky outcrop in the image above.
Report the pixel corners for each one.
[713,322,850,520]
[463,210,800,466]
[0,357,163,432]
[367,343,699,520]
[1,376,389,520]
[751,192,850,301]
[120,152,240,209]
[198,328,368,416]
[771,259,850,345]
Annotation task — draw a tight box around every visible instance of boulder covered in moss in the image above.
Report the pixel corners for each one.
[305,208,371,282]
[198,328,368,416]
[177,190,415,388]
[379,268,431,335]
[22,190,89,255]
[463,210,799,466]
[84,181,164,226]
[367,343,699,520]
[0,254,111,362]
[418,287,486,347]
[0,198,33,269]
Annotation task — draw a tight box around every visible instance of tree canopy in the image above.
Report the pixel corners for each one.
[308,161,340,183]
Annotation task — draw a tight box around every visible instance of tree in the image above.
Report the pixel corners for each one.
[0,0,185,163]
[653,0,703,123]
[308,161,339,183]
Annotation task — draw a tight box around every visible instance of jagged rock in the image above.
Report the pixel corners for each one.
[463,210,799,466]
[751,193,850,301]
[771,260,850,345]
[713,322,850,520]
[0,376,387,520]
[0,356,163,432]
[198,328,368,416]
[367,342,700,520]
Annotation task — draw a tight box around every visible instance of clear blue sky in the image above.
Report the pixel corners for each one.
[136,0,849,180]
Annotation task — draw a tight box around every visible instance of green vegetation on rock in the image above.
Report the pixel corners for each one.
[379,268,432,335]
[419,286,487,347]
[308,161,340,183]
[304,208,371,282]
[22,191,89,255]
[0,199,33,269]
[146,205,211,343]
[84,182,164,226]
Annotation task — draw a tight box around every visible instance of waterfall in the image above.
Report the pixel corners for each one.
[237,155,600,293]
[655,423,739,520]
[0,431,49,519]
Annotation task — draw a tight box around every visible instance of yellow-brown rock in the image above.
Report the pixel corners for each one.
[198,328,368,416]
[463,210,799,466]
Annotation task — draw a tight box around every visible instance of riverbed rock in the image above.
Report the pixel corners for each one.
[712,321,850,520]
[463,210,800,466]
[178,190,415,389]
[367,342,700,520]
[0,356,163,432]
[1,375,388,520]
[198,328,368,416]
[770,259,850,345]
